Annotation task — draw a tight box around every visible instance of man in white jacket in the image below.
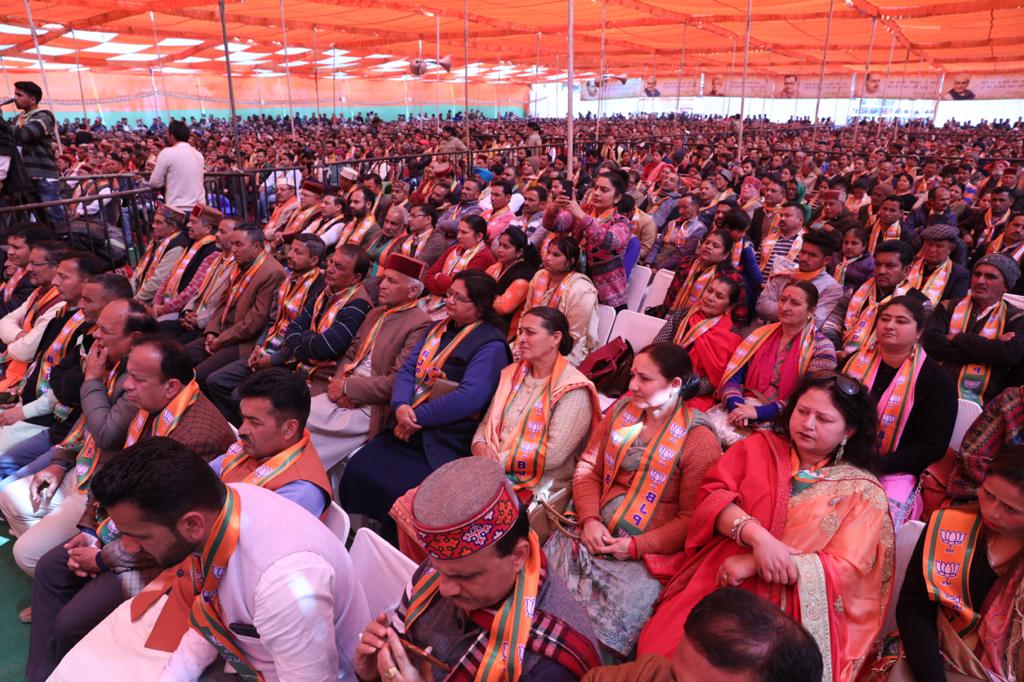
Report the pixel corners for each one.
[84,438,369,681]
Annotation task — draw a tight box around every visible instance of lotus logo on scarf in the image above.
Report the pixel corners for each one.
[252,465,272,480]
[935,561,961,586]
[212,565,226,579]
[656,445,675,464]
[669,423,686,439]
[940,529,967,551]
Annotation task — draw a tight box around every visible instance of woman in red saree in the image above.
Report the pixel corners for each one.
[637,374,896,682]
[653,276,743,411]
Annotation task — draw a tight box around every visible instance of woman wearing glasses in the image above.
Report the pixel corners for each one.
[420,215,496,319]
[522,236,599,366]
[339,270,511,538]
[720,280,837,431]
[843,295,957,528]
[638,374,895,682]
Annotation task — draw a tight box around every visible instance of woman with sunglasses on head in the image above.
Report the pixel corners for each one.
[522,236,599,365]
[720,280,837,430]
[654,276,743,412]
[890,446,1024,682]
[546,342,722,660]
[638,374,895,682]
[842,295,957,529]
[485,226,540,339]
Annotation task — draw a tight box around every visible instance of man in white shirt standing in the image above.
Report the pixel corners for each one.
[148,120,205,212]
[84,437,369,681]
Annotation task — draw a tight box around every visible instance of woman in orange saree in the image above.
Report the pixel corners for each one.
[637,374,896,682]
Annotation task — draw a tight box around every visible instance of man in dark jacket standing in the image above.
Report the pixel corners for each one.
[10,81,62,226]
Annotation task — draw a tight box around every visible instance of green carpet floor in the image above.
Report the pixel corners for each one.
[0,527,32,680]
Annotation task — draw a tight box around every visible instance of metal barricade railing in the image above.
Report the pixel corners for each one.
[0,186,159,267]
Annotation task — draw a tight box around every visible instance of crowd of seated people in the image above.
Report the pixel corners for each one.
[2,94,1024,680]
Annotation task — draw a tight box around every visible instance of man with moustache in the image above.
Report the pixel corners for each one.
[306,253,432,478]
[0,223,50,317]
[0,240,64,385]
[331,187,382,251]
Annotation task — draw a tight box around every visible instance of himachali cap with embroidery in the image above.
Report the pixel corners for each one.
[339,167,360,182]
[412,458,520,561]
[301,179,326,195]
[156,204,187,228]
[820,189,844,201]
[384,253,425,282]
[190,203,224,225]
[742,176,762,191]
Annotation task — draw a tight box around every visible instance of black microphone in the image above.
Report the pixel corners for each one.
[0,97,15,106]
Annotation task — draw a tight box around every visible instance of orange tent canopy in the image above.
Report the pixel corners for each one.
[0,0,1020,85]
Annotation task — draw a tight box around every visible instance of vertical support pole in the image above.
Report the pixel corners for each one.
[737,0,752,160]
[675,22,687,113]
[462,0,470,166]
[218,0,241,167]
[813,0,837,127]
[435,13,441,130]
[149,11,171,121]
[21,0,62,154]
[278,0,296,136]
[566,0,575,179]
[70,30,88,122]
[596,0,605,139]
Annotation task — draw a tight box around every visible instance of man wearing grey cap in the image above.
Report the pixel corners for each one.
[922,253,1024,405]
[904,224,970,305]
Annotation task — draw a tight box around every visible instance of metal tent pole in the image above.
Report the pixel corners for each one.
[566,0,574,178]
[737,0,752,160]
[813,0,837,127]
[855,17,877,116]
[462,0,470,164]
[596,0,605,139]
[435,13,441,130]
[675,23,687,113]
[149,11,171,121]
[70,30,88,121]
[21,0,62,154]
[218,0,241,166]
[278,0,296,135]
[312,26,322,136]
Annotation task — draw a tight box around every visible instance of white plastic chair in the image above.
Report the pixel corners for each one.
[643,268,675,311]
[349,528,418,618]
[950,399,983,451]
[324,502,351,544]
[607,310,666,351]
[880,520,926,635]
[624,265,652,311]
[1004,292,1024,309]
[596,304,617,346]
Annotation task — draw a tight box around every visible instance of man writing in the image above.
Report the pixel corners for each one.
[306,253,431,478]
[83,437,368,680]
[355,457,600,681]
[47,370,355,679]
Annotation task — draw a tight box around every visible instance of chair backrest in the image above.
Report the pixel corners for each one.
[624,264,652,311]
[644,268,676,311]
[1004,292,1024,310]
[596,304,617,346]
[349,528,419,617]
[622,236,641,279]
[950,399,983,451]
[880,520,926,635]
[324,502,351,544]
[608,310,666,351]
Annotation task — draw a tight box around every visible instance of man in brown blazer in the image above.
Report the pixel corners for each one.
[306,253,431,481]
[185,224,285,384]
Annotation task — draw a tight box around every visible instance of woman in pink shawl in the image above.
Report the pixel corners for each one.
[638,374,895,682]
